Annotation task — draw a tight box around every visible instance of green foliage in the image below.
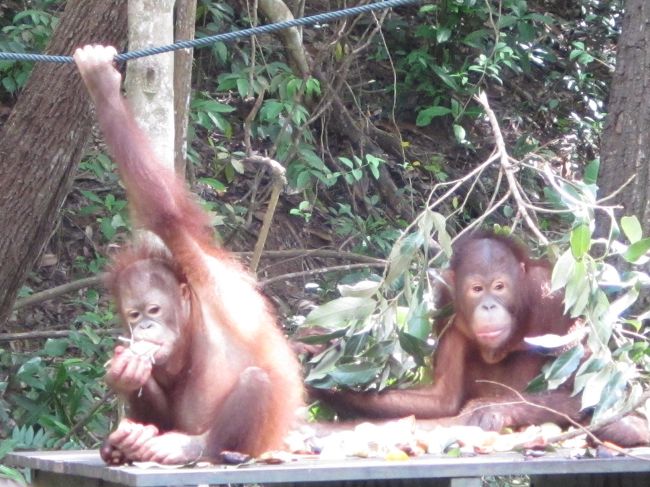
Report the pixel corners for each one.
[301,210,451,389]
[0,464,27,485]
[374,0,619,160]
[0,1,62,96]
[542,209,650,421]
[330,202,400,255]
[205,47,392,237]
[77,152,128,243]
[196,0,234,65]
[0,326,115,457]
[301,160,650,426]
[78,189,128,242]
[2,149,118,465]
[191,93,236,139]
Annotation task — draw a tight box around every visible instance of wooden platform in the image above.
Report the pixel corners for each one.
[6,448,650,487]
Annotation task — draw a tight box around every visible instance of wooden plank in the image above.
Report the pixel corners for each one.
[450,478,482,487]
[32,470,123,487]
[7,449,650,487]
[530,472,650,487]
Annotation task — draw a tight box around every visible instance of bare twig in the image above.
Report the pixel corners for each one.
[543,389,650,450]
[243,87,266,155]
[469,380,650,458]
[460,380,598,444]
[245,155,287,272]
[385,151,502,279]
[9,250,384,313]
[12,275,105,310]
[0,328,120,342]
[260,262,386,286]
[475,91,548,244]
[240,248,386,263]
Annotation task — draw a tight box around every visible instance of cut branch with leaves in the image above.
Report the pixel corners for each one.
[298,92,650,431]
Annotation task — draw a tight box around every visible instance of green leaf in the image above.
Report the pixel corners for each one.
[405,300,431,340]
[199,177,227,192]
[590,315,613,348]
[569,47,583,61]
[416,106,452,127]
[305,297,376,329]
[0,439,17,459]
[337,280,381,298]
[399,331,434,364]
[570,277,591,317]
[517,22,535,43]
[580,366,611,410]
[432,65,459,91]
[497,15,517,29]
[2,76,17,93]
[622,238,650,263]
[305,347,345,383]
[111,214,126,229]
[338,156,354,168]
[453,124,466,143]
[593,370,627,420]
[191,98,235,113]
[436,27,452,43]
[236,78,249,98]
[260,100,284,121]
[446,447,462,458]
[525,373,547,393]
[328,362,382,387]
[306,78,321,96]
[100,217,116,240]
[431,212,452,256]
[286,78,303,98]
[294,170,312,190]
[577,53,595,65]
[570,224,591,258]
[417,210,436,247]
[79,189,103,204]
[212,42,228,63]
[385,233,422,286]
[365,155,383,180]
[296,328,347,345]
[37,415,70,435]
[584,159,600,185]
[606,286,639,322]
[563,259,586,311]
[42,339,68,357]
[621,216,643,243]
[551,249,575,292]
[544,344,584,389]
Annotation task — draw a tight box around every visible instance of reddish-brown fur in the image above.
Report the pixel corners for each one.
[75,46,303,464]
[319,231,649,446]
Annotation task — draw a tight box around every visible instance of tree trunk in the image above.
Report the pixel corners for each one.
[0,0,127,327]
[600,0,650,231]
[174,0,197,178]
[258,0,310,78]
[126,0,175,169]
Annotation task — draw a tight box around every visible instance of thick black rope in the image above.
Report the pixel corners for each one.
[0,0,420,64]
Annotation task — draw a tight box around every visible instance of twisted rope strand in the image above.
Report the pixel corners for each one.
[0,0,419,64]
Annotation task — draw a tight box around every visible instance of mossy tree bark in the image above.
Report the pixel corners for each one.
[600,0,650,231]
[0,0,127,326]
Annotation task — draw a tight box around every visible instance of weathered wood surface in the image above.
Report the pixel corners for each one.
[7,448,650,487]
